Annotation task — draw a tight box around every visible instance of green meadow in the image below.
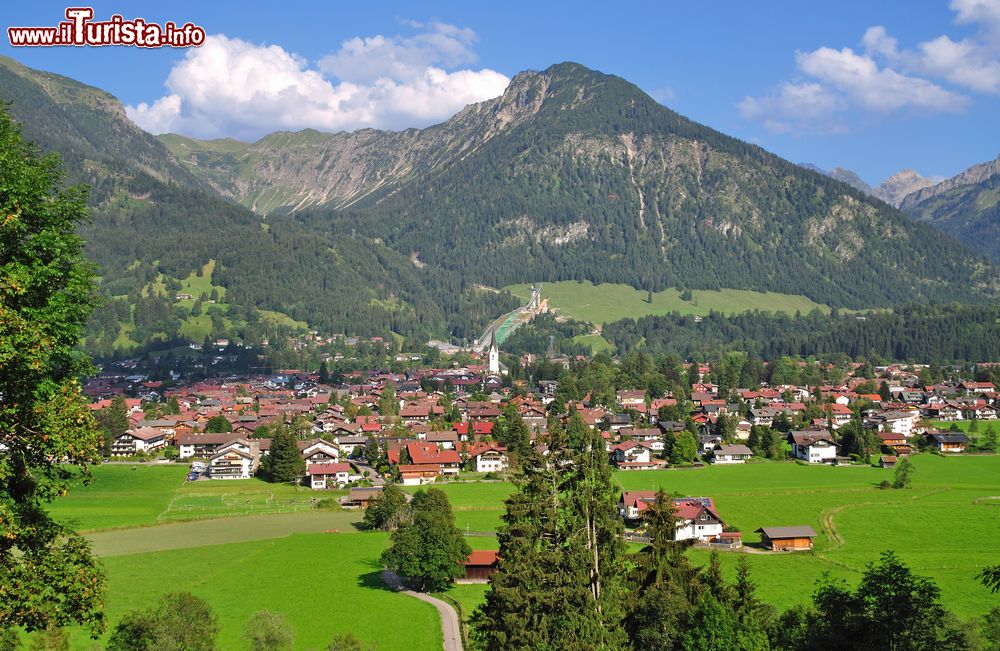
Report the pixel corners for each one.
[46,454,999,648]
[70,533,440,650]
[505,280,831,325]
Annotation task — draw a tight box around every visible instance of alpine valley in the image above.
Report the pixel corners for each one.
[1,56,997,354]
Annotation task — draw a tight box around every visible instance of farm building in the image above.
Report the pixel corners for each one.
[462,550,500,582]
[341,486,383,509]
[756,525,817,550]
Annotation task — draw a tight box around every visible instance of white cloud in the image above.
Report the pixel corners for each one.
[796,47,967,112]
[737,82,845,133]
[737,2,1000,133]
[126,24,509,140]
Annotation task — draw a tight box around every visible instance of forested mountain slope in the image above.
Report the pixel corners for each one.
[900,155,1000,263]
[324,63,996,309]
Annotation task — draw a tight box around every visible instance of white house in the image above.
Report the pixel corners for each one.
[469,444,509,473]
[871,411,918,438]
[620,427,665,452]
[612,440,653,465]
[301,440,339,466]
[307,462,351,490]
[208,439,260,479]
[111,427,166,456]
[710,443,753,464]
[673,499,725,542]
[789,430,838,463]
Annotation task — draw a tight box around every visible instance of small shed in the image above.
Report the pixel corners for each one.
[462,550,500,582]
[756,525,817,550]
[879,455,898,469]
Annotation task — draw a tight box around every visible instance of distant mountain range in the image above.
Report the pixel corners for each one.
[900,155,1000,262]
[799,164,936,207]
[1,55,997,350]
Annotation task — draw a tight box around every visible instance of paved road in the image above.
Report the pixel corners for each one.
[381,570,463,651]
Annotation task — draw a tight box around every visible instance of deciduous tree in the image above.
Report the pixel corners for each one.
[0,107,106,636]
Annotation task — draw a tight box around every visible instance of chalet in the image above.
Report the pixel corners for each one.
[110,427,167,456]
[406,441,461,476]
[617,492,723,541]
[756,526,817,550]
[307,462,351,490]
[826,403,853,427]
[925,432,968,453]
[674,499,724,542]
[789,430,838,464]
[605,413,632,433]
[877,432,911,455]
[620,427,664,452]
[425,431,459,450]
[177,432,241,459]
[335,435,368,456]
[710,444,754,464]
[869,411,917,437]
[612,440,654,466]
[617,390,647,410]
[208,439,260,479]
[468,444,509,473]
[301,440,340,466]
[399,404,430,424]
[462,550,500,583]
[921,404,963,421]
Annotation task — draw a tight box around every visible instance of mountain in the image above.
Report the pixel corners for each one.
[0,56,200,190]
[0,56,514,351]
[900,155,1000,262]
[318,63,996,309]
[799,164,874,195]
[875,169,935,207]
[2,57,998,353]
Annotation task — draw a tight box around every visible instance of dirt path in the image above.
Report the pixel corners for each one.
[381,570,463,651]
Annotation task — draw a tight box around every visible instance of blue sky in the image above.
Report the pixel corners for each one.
[3,1,999,184]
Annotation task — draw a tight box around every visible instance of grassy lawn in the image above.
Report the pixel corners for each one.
[86,510,362,557]
[70,533,441,650]
[505,281,831,325]
[403,482,514,533]
[47,464,188,531]
[49,465,339,531]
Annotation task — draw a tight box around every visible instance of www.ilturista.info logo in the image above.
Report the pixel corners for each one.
[8,7,206,48]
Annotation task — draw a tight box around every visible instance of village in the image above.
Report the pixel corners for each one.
[85,334,997,564]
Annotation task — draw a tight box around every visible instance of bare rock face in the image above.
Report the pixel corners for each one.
[874,170,935,207]
[899,155,1000,210]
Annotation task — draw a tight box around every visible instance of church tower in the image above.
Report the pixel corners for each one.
[488,330,500,375]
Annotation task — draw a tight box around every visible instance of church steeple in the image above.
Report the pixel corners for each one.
[488,330,499,375]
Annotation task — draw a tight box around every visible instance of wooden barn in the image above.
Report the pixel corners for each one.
[462,550,500,582]
[756,526,817,550]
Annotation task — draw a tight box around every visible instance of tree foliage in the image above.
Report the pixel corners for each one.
[380,488,470,592]
[0,106,106,636]
[263,425,305,483]
[106,592,219,651]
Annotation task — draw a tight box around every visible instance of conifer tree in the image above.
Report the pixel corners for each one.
[264,426,305,483]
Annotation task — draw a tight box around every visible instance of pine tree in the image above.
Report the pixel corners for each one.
[473,425,627,649]
[264,426,305,483]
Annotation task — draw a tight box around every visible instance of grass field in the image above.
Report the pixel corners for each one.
[408,455,1000,619]
[47,464,189,531]
[70,533,441,650]
[505,281,831,325]
[49,465,334,531]
[46,455,999,648]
